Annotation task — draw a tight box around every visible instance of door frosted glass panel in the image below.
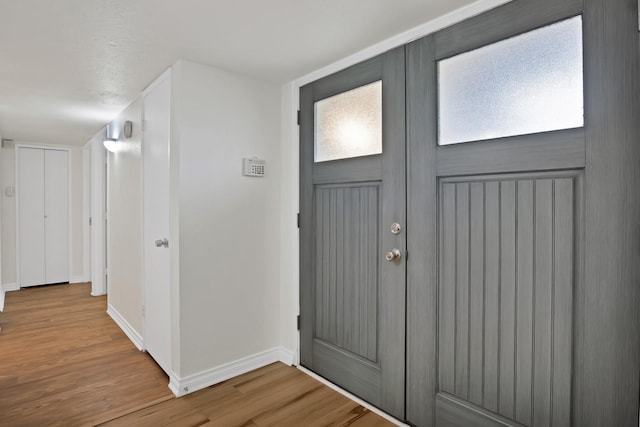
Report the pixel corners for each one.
[315,80,382,162]
[438,16,583,145]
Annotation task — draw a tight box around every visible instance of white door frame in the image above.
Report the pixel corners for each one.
[89,133,107,296]
[0,139,4,310]
[82,142,92,283]
[14,143,72,288]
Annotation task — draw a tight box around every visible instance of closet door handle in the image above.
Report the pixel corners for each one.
[155,238,169,248]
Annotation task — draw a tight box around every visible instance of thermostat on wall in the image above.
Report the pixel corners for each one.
[243,157,266,177]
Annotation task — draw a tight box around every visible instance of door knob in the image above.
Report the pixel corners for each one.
[385,248,402,262]
[155,238,169,248]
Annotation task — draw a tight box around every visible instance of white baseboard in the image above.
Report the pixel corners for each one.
[0,288,4,312]
[169,347,295,397]
[277,347,295,366]
[2,283,19,292]
[107,304,144,351]
[69,276,84,284]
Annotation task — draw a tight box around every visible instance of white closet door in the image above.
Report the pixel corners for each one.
[44,149,70,284]
[18,147,46,287]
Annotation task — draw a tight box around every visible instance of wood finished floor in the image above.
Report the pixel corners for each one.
[100,362,394,427]
[0,283,394,426]
[0,283,172,426]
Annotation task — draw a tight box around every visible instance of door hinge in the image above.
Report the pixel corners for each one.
[142,305,145,318]
[297,315,301,331]
[297,213,300,228]
[89,217,92,226]
[297,110,301,126]
[104,268,108,277]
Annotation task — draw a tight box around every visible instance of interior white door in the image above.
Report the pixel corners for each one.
[18,147,46,286]
[143,73,172,375]
[44,149,70,284]
[17,147,70,287]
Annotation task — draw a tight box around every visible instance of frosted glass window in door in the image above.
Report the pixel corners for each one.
[438,15,584,145]
[315,81,382,162]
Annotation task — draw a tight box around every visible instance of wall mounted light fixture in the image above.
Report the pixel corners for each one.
[103,138,118,152]
[103,120,133,153]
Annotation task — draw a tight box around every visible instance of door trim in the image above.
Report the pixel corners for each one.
[82,142,92,283]
[90,135,107,296]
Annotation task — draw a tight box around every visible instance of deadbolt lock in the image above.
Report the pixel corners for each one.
[390,222,402,235]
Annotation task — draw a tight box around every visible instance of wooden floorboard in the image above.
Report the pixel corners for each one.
[101,362,395,427]
[0,283,395,426]
[0,283,172,427]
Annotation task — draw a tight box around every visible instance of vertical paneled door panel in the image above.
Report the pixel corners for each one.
[300,0,639,426]
[437,173,577,427]
[300,46,406,419]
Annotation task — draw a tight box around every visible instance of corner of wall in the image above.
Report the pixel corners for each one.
[104,96,145,346]
[107,304,144,351]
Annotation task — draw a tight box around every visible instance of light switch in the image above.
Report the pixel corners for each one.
[5,186,14,197]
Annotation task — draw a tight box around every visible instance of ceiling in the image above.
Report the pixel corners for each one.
[0,0,482,146]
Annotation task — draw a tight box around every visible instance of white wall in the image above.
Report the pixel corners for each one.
[173,60,282,376]
[106,97,143,336]
[0,141,84,287]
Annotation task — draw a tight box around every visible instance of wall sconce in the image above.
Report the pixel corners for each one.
[103,120,133,153]
[103,138,119,152]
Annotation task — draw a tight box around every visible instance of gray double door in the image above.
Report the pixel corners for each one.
[300,1,639,426]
